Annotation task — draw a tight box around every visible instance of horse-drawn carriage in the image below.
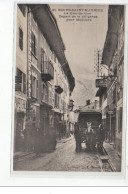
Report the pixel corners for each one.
[75,108,104,152]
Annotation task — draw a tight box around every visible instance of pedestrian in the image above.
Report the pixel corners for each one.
[74,122,81,152]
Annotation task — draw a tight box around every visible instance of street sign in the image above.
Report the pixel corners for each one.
[108,111,113,114]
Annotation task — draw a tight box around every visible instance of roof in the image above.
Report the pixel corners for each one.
[79,107,101,114]
[28,4,75,92]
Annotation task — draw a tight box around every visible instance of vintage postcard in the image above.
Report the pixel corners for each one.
[12,3,125,173]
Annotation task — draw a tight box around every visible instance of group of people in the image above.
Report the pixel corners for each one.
[74,122,105,153]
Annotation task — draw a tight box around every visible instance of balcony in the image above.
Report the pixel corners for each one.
[41,61,54,82]
[95,78,107,88]
[55,85,63,94]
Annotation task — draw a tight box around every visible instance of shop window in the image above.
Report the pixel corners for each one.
[19,27,23,50]
[18,4,26,17]
[31,32,37,57]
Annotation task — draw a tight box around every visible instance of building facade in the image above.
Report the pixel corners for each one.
[14,5,28,152]
[101,5,124,155]
[14,4,75,153]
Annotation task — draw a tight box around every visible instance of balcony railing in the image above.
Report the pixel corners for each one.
[95,78,107,88]
[41,61,54,81]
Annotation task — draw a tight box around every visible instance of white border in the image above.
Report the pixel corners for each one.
[0,0,128,186]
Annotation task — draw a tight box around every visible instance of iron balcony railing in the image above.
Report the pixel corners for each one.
[41,61,54,81]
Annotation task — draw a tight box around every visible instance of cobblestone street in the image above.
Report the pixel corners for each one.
[14,136,103,172]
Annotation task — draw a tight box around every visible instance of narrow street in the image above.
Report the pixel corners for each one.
[14,136,112,172]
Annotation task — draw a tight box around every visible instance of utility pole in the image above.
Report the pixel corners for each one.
[94,49,103,77]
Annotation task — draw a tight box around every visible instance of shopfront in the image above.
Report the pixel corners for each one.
[14,96,26,152]
[40,104,54,135]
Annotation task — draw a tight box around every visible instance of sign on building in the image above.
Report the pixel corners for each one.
[95,78,107,88]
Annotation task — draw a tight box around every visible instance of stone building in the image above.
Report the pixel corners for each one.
[102,5,124,155]
[14,4,75,153]
[14,5,28,152]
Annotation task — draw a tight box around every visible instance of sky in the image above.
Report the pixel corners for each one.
[50,4,108,81]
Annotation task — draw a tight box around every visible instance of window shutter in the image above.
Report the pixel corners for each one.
[31,75,34,97]
[35,36,37,56]
[120,107,123,132]
[31,32,34,53]
[19,28,23,50]
[41,48,45,72]
[23,73,26,94]
[36,79,38,99]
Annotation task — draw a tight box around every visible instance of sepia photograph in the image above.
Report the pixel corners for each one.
[12,3,124,172]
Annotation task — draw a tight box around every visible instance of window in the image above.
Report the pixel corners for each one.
[57,95,60,109]
[118,107,123,133]
[55,93,58,108]
[18,5,26,17]
[16,68,26,94]
[55,93,60,109]
[31,32,37,56]
[31,76,38,98]
[41,48,45,71]
[36,80,38,99]
[42,84,49,103]
[19,28,23,50]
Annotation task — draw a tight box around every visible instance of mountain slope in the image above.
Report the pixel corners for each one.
[72,77,97,108]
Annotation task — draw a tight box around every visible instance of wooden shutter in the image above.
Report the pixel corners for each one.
[35,36,37,56]
[41,48,45,72]
[31,75,34,97]
[23,73,26,94]
[19,28,23,50]
[118,108,123,133]
[31,32,34,54]
[36,79,38,99]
